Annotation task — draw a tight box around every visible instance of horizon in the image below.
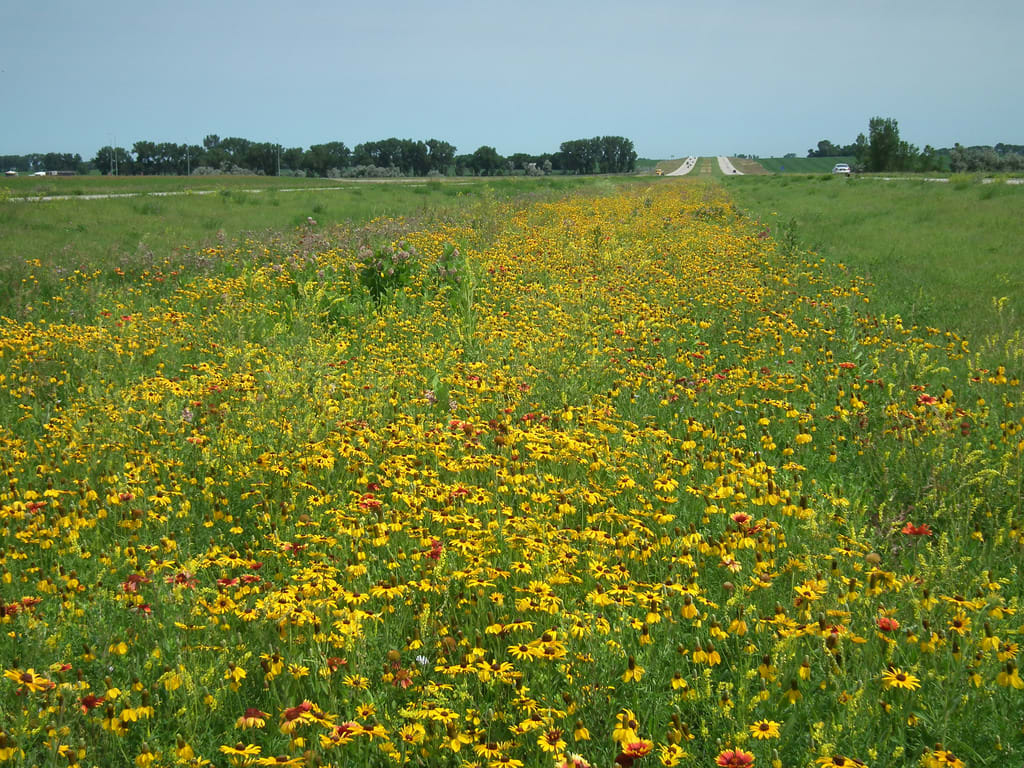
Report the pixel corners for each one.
[2,0,1022,161]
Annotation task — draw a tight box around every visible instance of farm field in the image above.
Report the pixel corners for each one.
[1,179,1022,768]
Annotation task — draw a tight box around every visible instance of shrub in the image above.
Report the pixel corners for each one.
[355,240,418,302]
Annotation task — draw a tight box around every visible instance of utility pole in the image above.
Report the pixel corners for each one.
[186,144,190,176]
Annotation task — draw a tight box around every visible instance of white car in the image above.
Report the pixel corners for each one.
[831,163,852,175]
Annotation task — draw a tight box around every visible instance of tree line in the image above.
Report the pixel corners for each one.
[2,135,636,177]
[805,118,1023,173]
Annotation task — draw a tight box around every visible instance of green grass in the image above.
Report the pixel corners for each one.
[0,173,356,198]
[723,173,1024,358]
[753,156,857,173]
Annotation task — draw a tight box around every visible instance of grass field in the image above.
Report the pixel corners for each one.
[752,157,858,174]
[724,173,1024,356]
[1,177,1022,768]
[0,174,359,199]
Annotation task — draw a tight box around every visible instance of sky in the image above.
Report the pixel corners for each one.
[2,0,1021,161]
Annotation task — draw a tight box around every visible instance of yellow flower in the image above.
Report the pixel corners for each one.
[997,661,1024,689]
[925,748,965,768]
[225,664,247,691]
[660,743,688,766]
[784,679,802,705]
[748,719,781,739]
[443,728,472,752]
[881,667,921,691]
[613,709,640,745]
[219,743,262,758]
[815,756,867,768]
[537,728,566,753]
[3,668,55,693]
[622,656,645,683]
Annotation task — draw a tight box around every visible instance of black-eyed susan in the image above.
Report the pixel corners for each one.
[537,727,566,753]
[881,667,921,691]
[3,668,55,693]
[660,743,688,766]
[219,743,261,759]
[255,755,305,766]
[815,756,866,768]
[748,719,781,739]
[925,748,965,768]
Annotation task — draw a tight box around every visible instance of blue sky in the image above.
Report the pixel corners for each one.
[2,0,1021,160]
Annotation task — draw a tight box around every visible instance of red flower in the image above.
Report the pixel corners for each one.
[80,694,105,713]
[623,740,653,757]
[121,573,151,593]
[426,538,443,560]
[716,748,756,767]
[876,617,900,632]
[281,701,313,722]
[901,522,933,536]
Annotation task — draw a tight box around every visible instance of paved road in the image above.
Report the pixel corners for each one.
[717,156,743,175]
[666,157,698,176]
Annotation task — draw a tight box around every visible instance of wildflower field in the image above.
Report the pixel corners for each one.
[1,181,1022,768]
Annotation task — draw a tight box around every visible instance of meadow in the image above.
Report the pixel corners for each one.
[0,177,1021,768]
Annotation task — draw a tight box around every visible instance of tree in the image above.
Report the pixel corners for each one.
[426,139,456,174]
[808,140,840,158]
[470,146,502,176]
[866,117,899,171]
[305,142,351,177]
[280,147,306,173]
[218,137,253,171]
[132,141,159,174]
[405,140,430,176]
[507,152,534,171]
[559,139,595,174]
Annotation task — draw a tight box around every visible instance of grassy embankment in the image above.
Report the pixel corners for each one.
[751,157,858,173]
